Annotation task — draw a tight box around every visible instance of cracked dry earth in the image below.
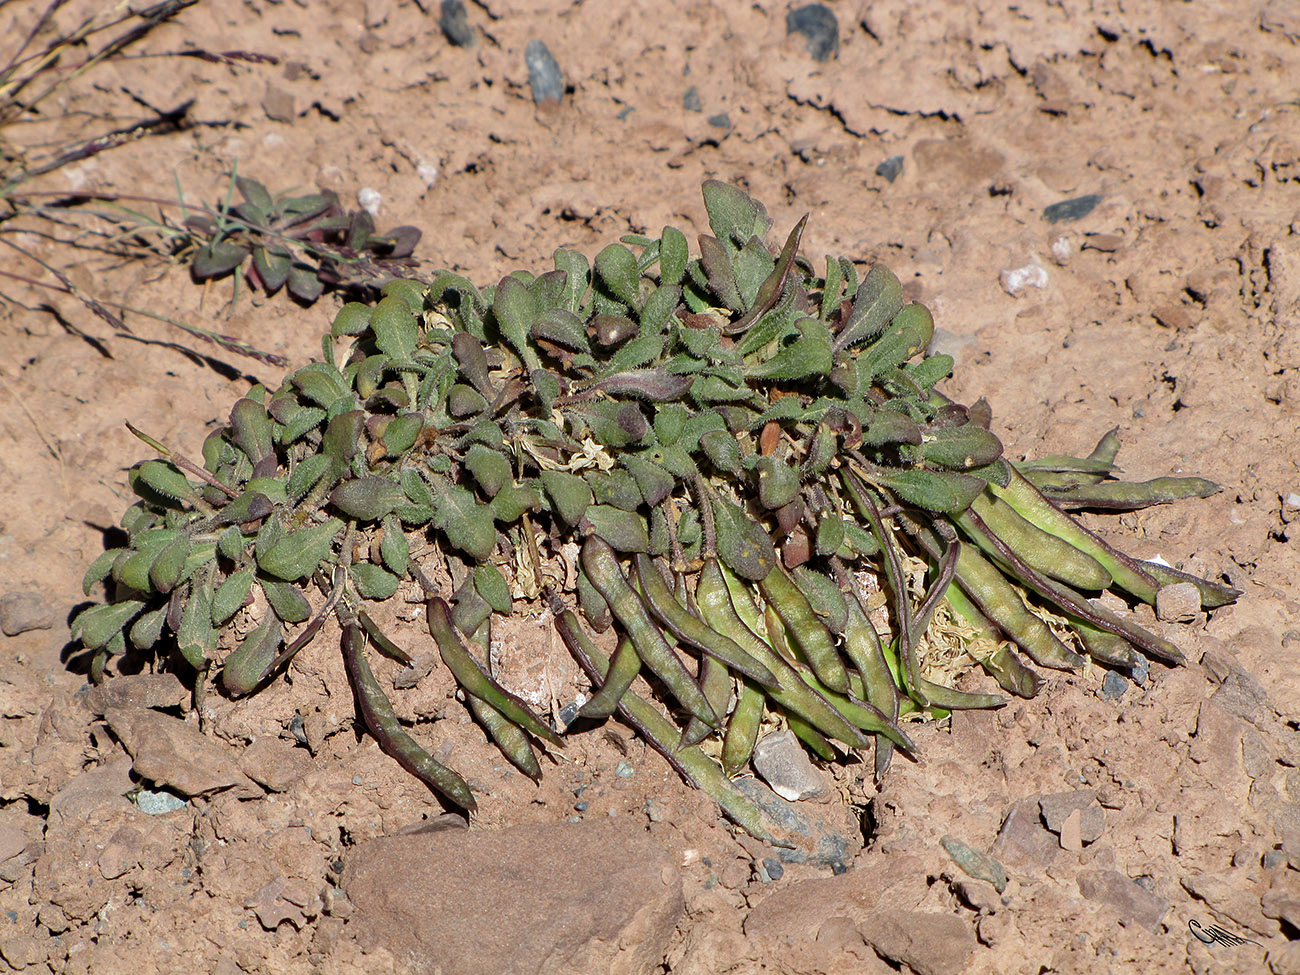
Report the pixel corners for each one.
[2,1,1300,973]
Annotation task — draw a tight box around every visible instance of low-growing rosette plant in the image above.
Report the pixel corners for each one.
[74,181,1236,839]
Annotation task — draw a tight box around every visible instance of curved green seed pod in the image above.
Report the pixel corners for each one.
[721,679,765,776]
[960,493,1111,591]
[549,600,782,845]
[681,656,732,748]
[579,635,641,719]
[697,560,869,751]
[950,543,1084,670]
[466,694,543,781]
[990,467,1162,604]
[1073,619,1138,668]
[632,554,778,687]
[342,621,477,812]
[757,562,850,693]
[426,598,562,746]
[579,537,716,726]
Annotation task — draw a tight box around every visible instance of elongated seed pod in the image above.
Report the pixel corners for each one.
[697,560,871,750]
[342,622,477,811]
[467,694,543,780]
[990,467,1162,604]
[578,635,641,718]
[942,583,1043,698]
[426,598,563,746]
[1073,619,1137,668]
[633,554,779,687]
[758,562,850,693]
[961,506,1184,666]
[721,679,765,775]
[548,599,782,844]
[963,494,1111,591]
[682,655,733,748]
[951,543,1084,670]
[580,536,717,726]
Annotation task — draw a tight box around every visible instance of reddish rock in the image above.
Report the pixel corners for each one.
[344,820,682,975]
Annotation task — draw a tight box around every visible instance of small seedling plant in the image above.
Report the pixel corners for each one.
[75,182,1236,839]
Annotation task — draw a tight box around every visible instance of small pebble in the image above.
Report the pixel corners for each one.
[753,729,828,801]
[557,701,580,728]
[1043,194,1103,224]
[875,155,904,183]
[439,0,474,47]
[763,857,784,881]
[645,798,667,823]
[1101,670,1129,700]
[0,591,54,636]
[352,774,365,785]
[1130,655,1150,685]
[525,40,565,105]
[614,760,634,778]
[357,187,382,216]
[682,86,702,112]
[786,3,839,61]
[574,801,588,812]
[1001,262,1048,296]
[134,788,187,815]
[707,112,731,130]
[1155,582,1200,623]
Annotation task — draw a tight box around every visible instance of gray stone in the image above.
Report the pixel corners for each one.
[1078,869,1168,930]
[786,4,839,61]
[732,777,861,868]
[859,911,976,975]
[753,729,828,801]
[438,0,474,47]
[992,797,1058,870]
[940,835,1007,892]
[525,40,564,105]
[682,86,702,112]
[1043,194,1103,224]
[0,591,54,636]
[1212,670,1270,724]
[133,788,187,815]
[344,821,682,975]
[1101,670,1129,699]
[1039,790,1105,844]
[876,155,905,183]
[1156,582,1201,622]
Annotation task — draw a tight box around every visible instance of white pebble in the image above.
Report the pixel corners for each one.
[417,161,440,187]
[357,186,382,216]
[1000,262,1048,296]
[1051,236,1072,263]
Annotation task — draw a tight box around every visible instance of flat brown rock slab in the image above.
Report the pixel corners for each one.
[343,820,683,975]
[103,707,258,798]
[79,674,189,715]
[857,910,977,975]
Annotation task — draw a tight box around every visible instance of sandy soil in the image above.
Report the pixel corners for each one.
[2,1,1299,973]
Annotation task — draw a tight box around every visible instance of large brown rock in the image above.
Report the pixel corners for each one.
[344,820,683,975]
